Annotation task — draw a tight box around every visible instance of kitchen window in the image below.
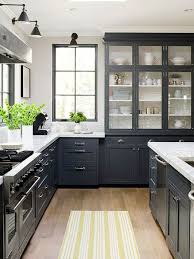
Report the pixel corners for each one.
[53,45,97,121]
[0,64,14,108]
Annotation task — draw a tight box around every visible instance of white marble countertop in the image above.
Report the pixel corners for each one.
[22,132,105,153]
[148,142,194,184]
[0,131,105,182]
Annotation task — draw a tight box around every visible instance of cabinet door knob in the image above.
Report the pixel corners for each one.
[118,139,125,144]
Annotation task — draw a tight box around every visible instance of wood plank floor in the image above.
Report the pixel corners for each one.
[22,188,172,259]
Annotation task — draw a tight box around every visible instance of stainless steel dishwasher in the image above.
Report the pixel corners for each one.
[155,155,167,235]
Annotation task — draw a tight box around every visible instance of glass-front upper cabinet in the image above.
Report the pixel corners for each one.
[138,72,162,129]
[168,72,191,129]
[109,71,133,129]
[138,46,162,65]
[109,46,132,65]
[168,46,192,65]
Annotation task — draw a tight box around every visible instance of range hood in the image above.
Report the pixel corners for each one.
[0,24,32,64]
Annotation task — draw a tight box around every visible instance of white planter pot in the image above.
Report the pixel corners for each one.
[74,123,81,134]
[8,129,21,143]
[22,125,33,146]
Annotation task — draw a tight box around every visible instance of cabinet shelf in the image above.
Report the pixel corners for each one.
[169,98,191,100]
[139,99,161,102]
[169,85,191,88]
[110,114,132,117]
[139,114,161,117]
[109,99,132,102]
[109,85,132,87]
[139,85,161,88]
[169,114,191,117]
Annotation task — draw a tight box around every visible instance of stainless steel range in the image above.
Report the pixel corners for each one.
[0,150,42,259]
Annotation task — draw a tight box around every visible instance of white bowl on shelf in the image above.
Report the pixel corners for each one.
[171,57,185,65]
[112,57,129,65]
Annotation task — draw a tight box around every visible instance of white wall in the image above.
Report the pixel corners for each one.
[29,36,105,132]
[0,9,30,141]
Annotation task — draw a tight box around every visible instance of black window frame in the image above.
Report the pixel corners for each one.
[0,64,14,106]
[0,64,15,125]
[52,44,98,122]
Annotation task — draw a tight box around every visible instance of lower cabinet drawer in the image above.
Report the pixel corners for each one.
[36,175,50,217]
[64,152,97,163]
[58,168,98,186]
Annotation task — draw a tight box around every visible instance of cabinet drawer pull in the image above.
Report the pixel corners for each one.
[75,149,86,153]
[155,155,167,166]
[173,196,179,202]
[188,190,194,201]
[75,166,86,171]
[39,192,44,198]
[117,139,125,144]
[75,142,85,146]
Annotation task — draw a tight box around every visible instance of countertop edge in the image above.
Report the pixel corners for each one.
[148,142,194,184]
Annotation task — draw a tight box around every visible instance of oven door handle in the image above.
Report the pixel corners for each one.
[12,194,27,211]
[25,176,40,195]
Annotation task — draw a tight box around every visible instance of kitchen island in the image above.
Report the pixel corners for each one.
[148,142,194,259]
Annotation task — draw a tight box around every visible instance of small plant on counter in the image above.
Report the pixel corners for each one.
[69,112,87,123]
[0,100,22,129]
[20,102,45,125]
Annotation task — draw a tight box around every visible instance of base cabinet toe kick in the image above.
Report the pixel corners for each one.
[149,149,192,259]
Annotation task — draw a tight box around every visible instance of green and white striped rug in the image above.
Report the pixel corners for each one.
[58,211,140,259]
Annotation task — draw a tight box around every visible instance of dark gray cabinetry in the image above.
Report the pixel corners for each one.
[149,150,157,219]
[57,138,99,186]
[166,166,191,259]
[35,141,57,224]
[104,33,194,135]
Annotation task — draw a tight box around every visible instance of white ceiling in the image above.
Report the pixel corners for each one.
[3,0,194,36]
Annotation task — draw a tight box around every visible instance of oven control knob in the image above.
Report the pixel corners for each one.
[35,163,41,169]
[15,183,20,191]
[19,179,24,187]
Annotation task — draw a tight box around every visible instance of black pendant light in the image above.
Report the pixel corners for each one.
[30,21,42,38]
[0,3,30,23]
[69,33,78,46]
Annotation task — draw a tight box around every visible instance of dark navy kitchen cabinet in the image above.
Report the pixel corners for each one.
[57,138,99,186]
[166,166,191,259]
[35,141,57,224]
[104,33,194,136]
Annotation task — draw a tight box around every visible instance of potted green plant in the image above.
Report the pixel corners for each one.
[20,102,45,143]
[69,112,87,133]
[0,100,22,142]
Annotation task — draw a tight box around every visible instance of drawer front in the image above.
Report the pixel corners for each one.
[64,152,97,163]
[63,161,96,173]
[60,138,98,153]
[167,166,191,198]
[36,175,50,216]
[59,171,98,186]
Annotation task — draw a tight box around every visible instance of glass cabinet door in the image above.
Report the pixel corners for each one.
[109,46,132,65]
[109,72,133,129]
[138,46,162,65]
[168,46,191,65]
[138,72,162,129]
[168,72,191,129]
